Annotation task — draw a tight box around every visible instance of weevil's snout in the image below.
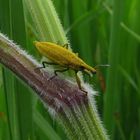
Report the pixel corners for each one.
[92,70,96,74]
[89,67,96,75]
[91,67,97,74]
[83,69,92,77]
[83,66,96,76]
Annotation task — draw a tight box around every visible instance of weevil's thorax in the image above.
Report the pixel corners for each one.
[66,56,86,70]
[68,63,82,71]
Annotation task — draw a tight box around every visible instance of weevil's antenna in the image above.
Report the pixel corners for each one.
[94,64,110,69]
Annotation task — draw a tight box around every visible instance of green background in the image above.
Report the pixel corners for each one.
[0,0,140,140]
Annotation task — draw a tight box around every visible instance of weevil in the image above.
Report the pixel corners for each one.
[34,41,96,93]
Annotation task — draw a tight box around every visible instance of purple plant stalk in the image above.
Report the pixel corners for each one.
[0,33,87,111]
[0,33,109,140]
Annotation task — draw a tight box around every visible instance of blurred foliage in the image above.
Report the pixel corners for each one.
[0,0,140,140]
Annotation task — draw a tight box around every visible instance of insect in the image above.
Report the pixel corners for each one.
[34,41,96,93]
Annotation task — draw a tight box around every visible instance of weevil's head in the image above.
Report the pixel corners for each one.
[79,64,96,76]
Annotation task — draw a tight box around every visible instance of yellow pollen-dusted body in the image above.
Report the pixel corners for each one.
[34,41,96,74]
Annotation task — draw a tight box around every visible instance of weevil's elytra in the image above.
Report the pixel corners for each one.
[34,41,96,93]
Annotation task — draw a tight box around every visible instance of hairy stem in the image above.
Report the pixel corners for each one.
[0,32,109,140]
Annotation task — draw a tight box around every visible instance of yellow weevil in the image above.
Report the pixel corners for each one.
[34,41,96,93]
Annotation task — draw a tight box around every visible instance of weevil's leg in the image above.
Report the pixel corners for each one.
[63,43,69,49]
[42,61,58,66]
[75,71,87,94]
[54,68,69,76]
[75,71,82,89]
[49,68,69,80]
[35,61,58,71]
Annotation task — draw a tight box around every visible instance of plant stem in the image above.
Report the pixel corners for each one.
[0,32,109,139]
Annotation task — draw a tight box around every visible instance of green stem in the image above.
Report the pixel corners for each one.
[103,0,123,138]
[23,0,109,139]
[0,32,109,140]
